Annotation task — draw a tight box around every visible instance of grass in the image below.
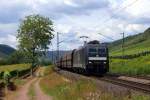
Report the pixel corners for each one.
[110,39,150,56]
[28,81,36,100]
[130,94,150,100]
[13,79,26,86]
[109,30,150,75]
[109,28,150,56]
[40,72,115,100]
[110,55,150,75]
[39,66,150,100]
[0,64,31,72]
[39,66,101,100]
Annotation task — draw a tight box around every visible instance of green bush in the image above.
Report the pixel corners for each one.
[110,55,150,75]
[0,72,3,79]
[7,51,30,64]
[0,59,8,65]
[0,51,32,66]
[0,64,31,79]
[39,58,52,66]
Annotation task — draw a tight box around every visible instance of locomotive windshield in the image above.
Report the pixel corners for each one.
[89,48,97,57]
[98,48,106,57]
[89,48,106,57]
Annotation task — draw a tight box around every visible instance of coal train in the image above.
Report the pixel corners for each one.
[56,40,109,75]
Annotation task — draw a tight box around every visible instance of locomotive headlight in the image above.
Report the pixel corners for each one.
[103,62,106,64]
[89,61,92,64]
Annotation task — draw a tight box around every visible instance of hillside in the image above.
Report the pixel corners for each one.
[109,27,150,75]
[0,43,70,62]
[109,28,150,56]
[0,44,16,59]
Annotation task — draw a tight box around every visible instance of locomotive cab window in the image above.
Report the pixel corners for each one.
[98,48,107,57]
[98,48,106,54]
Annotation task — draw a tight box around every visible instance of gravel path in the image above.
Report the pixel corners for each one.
[8,67,52,100]
[14,78,37,100]
[34,78,52,100]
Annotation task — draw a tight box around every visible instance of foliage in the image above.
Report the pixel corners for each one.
[0,59,8,65]
[0,64,31,80]
[3,71,11,86]
[7,51,29,64]
[17,14,54,70]
[109,28,150,75]
[39,57,52,66]
[0,51,31,65]
[0,64,30,72]
[110,55,150,75]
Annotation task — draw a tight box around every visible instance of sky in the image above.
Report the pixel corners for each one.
[0,0,150,50]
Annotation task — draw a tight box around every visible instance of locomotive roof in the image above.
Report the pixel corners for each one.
[76,40,107,50]
[87,40,100,44]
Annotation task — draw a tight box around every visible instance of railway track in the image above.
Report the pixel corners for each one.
[56,68,150,94]
[107,73,150,80]
[96,75,150,94]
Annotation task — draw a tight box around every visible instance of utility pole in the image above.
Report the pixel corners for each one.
[80,36,89,45]
[121,32,125,66]
[56,32,65,62]
[122,32,125,58]
[51,45,54,64]
[57,32,59,62]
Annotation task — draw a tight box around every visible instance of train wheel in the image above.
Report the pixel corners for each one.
[84,69,90,76]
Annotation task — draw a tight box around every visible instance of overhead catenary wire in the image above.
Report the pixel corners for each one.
[96,0,140,41]
[58,39,81,45]
[102,0,140,24]
[98,33,115,41]
[56,0,140,50]
[56,33,81,49]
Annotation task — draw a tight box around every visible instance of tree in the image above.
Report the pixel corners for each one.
[17,14,54,75]
[7,51,28,64]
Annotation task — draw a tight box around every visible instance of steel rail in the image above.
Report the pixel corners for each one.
[107,73,150,80]
[96,76,150,94]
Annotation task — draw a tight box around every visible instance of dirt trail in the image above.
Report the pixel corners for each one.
[8,67,52,100]
[10,78,37,100]
[34,78,52,100]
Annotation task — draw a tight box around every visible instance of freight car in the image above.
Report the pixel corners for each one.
[57,40,109,75]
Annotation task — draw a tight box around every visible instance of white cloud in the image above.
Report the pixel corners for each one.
[0,23,18,36]
[123,0,150,17]
[0,0,149,50]
[56,24,72,34]
[0,34,17,48]
[63,0,79,7]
